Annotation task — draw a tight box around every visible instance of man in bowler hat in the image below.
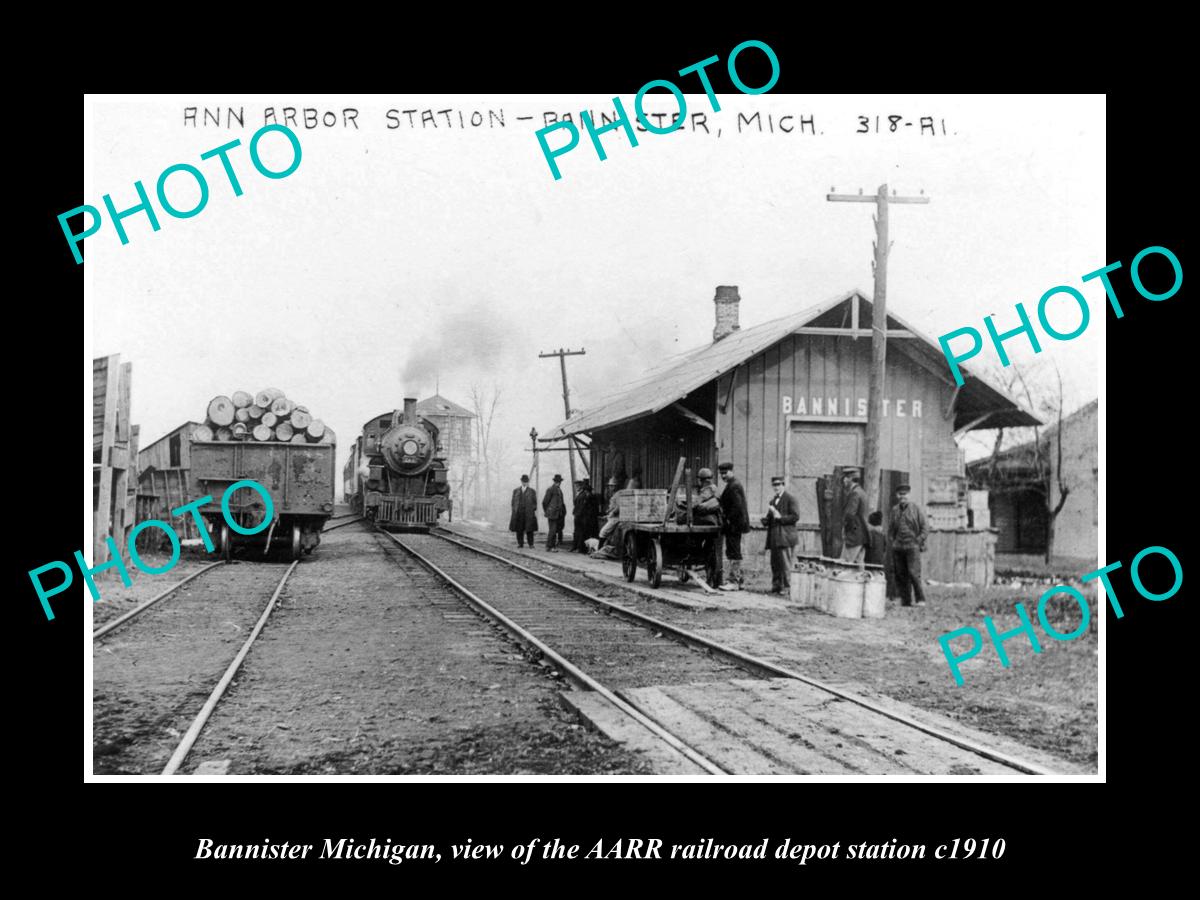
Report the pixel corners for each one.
[542,474,566,551]
[509,474,538,548]
[888,483,928,606]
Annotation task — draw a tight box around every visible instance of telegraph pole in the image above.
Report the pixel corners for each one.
[538,347,589,487]
[827,184,930,510]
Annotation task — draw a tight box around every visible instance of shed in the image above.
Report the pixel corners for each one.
[135,421,202,540]
[967,399,1097,566]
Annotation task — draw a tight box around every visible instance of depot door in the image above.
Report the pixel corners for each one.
[787,423,864,526]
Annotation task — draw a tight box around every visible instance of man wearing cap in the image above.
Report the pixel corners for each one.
[542,474,566,551]
[685,468,722,527]
[717,462,749,591]
[840,467,870,565]
[509,474,538,549]
[762,476,799,593]
[888,483,928,606]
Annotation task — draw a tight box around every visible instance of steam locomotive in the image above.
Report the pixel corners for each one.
[344,397,451,530]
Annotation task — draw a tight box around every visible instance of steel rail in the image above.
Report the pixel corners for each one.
[161,560,300,776]
[431,530,1058,776]
[381,530,727,776]
[92,561,225,641]
[322,516,365,533]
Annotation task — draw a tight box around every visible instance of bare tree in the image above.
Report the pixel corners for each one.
[469,382,503,523]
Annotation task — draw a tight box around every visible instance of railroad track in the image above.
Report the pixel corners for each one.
[385,529,1058,776]
[92,561,298,775]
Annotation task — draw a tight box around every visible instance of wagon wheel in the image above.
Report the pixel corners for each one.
[219,524,231,563]
[622,532,638,582]
[291,523,303,561]
[646,538,663,589]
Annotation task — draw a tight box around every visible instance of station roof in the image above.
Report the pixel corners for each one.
[966,399,1097,474]
[543,289,1040,440]
[138,421,201,456]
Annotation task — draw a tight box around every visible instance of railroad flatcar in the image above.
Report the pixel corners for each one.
[188,436,336,560]
[344,397,451,530]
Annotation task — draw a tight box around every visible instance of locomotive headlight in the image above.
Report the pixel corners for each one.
[402,439,419,456]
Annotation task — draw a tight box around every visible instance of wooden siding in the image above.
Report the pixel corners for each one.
[138,422,200,474]
[716,334,960,518]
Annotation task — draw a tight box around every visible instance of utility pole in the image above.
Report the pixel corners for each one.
[529,427,540,492]
[538,347,589,487]
[827,184,930,510]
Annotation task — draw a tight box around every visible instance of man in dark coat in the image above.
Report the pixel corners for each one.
[571,478,598,552]
[888,483,928,606]
[865,511,887,566]
[509,474,538,548]
[542,474,566,551]
[717,461,749,591]
[761,475,799,593]
[840,467,870,564]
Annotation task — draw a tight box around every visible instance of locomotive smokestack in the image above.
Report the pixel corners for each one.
[403,396,417,423]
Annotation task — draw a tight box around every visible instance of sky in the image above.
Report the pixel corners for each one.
[85,94,1104,489]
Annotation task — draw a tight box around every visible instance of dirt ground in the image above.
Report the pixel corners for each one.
[93,562,297,774]
[677,583,1098,770]
[90,545,222,629]
[175,525,653,775]
[451,532,1098,771]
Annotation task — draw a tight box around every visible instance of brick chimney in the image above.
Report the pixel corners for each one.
[713,285,741,341]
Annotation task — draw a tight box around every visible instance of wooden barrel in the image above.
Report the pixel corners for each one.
[231,390,254,409]
[207,396,235,427]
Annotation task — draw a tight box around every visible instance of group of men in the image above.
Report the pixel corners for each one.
[509,463,928,606]
[838,467,927,606]
[507,473,600,553]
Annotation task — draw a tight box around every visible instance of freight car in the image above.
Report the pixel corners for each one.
[188,436,336,560]
[344,397,451,530]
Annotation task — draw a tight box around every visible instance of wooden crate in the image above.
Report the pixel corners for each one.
[617,489,670,522]
[927,503,967,530]
[927,475,966,505]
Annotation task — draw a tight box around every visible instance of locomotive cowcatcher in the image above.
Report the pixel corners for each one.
[345,397,451,530]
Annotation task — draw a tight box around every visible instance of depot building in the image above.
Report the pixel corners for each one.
[543,286,1038,581]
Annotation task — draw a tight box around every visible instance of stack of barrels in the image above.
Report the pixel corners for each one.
[194,388,336,445]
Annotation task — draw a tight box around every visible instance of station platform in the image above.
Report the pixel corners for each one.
[440,522,795,613]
